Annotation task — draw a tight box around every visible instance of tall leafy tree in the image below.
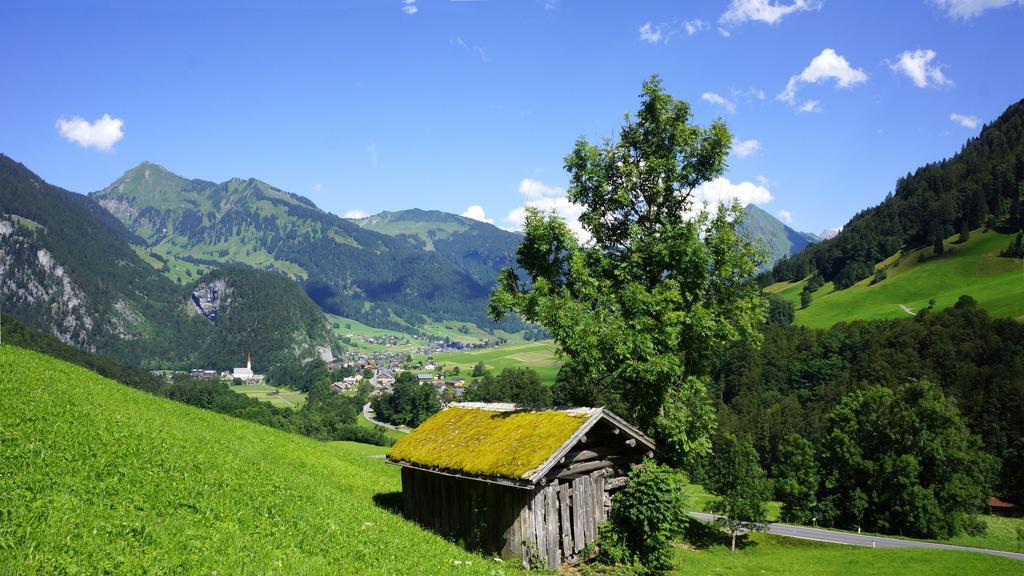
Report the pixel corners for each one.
[489,75,766,466]
[775,433,819,524]
[817,380,995,538]
[704,434,770,551]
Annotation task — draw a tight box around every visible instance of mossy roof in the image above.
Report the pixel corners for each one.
[387,404,597,481]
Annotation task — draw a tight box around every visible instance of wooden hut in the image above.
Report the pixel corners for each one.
[386,402,656,569]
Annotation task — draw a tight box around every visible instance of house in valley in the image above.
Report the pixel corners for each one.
[386,402,655,569]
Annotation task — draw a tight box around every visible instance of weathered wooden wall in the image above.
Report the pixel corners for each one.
[400,466,621,569]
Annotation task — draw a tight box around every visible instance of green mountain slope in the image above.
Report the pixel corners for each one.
[767,228,1024,327]
[737,204,818,268]
[0,156,337,369]
[354,209,522,285]
[765,97,1024,289]
[187,267,337,371]
[0,346,508,575]
[91,164,510,332]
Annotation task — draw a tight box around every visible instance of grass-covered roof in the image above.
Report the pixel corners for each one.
[387,404,596,480]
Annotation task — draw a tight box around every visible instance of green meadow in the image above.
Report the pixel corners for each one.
[422,340,562,385]
[229,381,308,409]
[0,346,514,576]
[768,229,1024,329]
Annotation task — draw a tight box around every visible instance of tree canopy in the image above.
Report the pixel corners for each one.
[489,75,766,466]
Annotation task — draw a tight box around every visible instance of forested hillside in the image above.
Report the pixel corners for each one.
[354,209,522,285]
[0,154,204,364]
[763,98,1024,289]
[712,299,1024,506]
[187,267,337,371]
[92,164,520,332]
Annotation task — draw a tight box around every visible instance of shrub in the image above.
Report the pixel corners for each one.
[601,459,687,573]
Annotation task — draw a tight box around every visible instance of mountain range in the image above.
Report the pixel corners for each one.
[736,204,818,269]
[91,164,524,333]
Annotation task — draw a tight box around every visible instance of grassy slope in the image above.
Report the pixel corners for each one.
[672,532,1023,576]
[767,229,1024,328]
[422,341,562,385]
[0,346,515,576]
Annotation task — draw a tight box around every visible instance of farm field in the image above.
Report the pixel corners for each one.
[423,340,562,385]
[0,346,515,575]
[767,229,1024,329]
[327,314,529,353]
[671,531,1023,576]
[229,381,307,409]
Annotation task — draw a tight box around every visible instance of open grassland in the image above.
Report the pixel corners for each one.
[229,382,307,409]
[767,229,1024,328]
[0,346,519,576]
[684,482,781,522]
[671,532,1023,576]
[423,341,562,385]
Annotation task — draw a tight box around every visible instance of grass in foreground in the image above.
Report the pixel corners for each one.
[671,531,1024,576]
[0,346,518,575]
[766,229,1024,328]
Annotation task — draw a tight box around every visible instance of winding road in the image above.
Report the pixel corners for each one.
[687,512,1024,561]
[362,402,411,434]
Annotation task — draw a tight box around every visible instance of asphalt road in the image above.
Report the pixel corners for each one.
[362,401,410,434]
[687,512,1024,561]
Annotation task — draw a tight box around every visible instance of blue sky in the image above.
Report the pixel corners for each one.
[2,0,1022,236]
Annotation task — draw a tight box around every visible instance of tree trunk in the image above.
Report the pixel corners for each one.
[731,531,736,552]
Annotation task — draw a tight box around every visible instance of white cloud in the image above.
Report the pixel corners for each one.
[950,113,979,128]
[55,114,124,151]
[402,0,418,15]
[684,19,708,35]
[702,92,736,114]
[776,209,793,224]
[720,0,821,25]
[461,205,494,224]
[718,27,733,37]
[931,0,1023,19]
[639,22,664,44]
[694,177,773,208]
[819,226,842,239]
[452,36,488,61]
[732,138,761,158]
[313,183,323,193]
[504,178,589,241]
[889,49,952,88]
[777,49,868,110]
[344,210,369,219]
[798,100,821,113]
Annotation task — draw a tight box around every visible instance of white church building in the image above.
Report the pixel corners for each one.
[226,354,263,382]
